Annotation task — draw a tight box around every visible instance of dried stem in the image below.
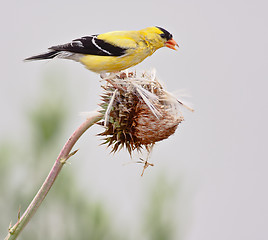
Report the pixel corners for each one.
[5,111,103,240]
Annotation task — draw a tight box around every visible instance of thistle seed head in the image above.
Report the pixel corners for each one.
[98,70,189,155]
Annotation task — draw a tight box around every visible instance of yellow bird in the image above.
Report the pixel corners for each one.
[25,26,179,73]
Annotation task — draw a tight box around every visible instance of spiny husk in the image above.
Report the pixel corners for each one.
[98,70,185,155]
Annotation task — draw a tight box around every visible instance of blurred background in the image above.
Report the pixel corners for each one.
[1,0,267,239]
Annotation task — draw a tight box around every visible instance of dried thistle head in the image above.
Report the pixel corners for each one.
[98,70,191,155]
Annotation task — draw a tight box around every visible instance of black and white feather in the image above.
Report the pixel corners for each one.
[25,35,128,61]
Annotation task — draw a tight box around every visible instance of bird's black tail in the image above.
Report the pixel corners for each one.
[24,50,60,61]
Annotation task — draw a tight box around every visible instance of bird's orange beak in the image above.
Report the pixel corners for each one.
[165,38,179,50]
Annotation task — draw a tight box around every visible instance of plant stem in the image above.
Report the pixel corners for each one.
[5,111,103,240]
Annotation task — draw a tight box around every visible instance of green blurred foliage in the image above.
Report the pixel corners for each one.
[0,74,184,240]
[142,175,178,240]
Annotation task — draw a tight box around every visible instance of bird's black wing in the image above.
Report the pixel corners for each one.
[49,35,127,56]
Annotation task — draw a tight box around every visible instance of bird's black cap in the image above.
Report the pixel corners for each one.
[156,26,173,40]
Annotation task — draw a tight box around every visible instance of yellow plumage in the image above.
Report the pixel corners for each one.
[25,26,178,73]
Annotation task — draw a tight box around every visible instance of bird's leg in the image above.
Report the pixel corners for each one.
[100,72,118,89]
[100,72,127,91]
[119,72,127,79]
[100,72,108,79]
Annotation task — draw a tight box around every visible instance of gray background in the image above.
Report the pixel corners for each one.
[1,0,267,239]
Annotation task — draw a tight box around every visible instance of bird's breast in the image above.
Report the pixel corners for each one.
[79,47,152,73]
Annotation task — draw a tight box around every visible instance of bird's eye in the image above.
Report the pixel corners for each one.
[160,33,173,40]
[156,26,173,40]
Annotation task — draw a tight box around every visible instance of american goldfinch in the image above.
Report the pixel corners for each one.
[25,26,179,73]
